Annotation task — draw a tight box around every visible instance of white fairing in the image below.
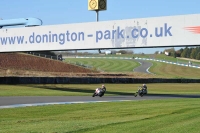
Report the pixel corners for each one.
[95,88,100,94]
[1,14,200,52]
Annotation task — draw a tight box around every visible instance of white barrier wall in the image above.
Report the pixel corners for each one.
[1,14,200,52]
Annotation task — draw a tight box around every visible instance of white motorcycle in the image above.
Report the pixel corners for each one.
[92,88,106,97]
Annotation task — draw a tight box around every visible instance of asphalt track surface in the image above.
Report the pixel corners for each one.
[1,94,200,109]
[133,59,153,74]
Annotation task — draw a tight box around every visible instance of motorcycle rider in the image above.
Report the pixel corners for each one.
[93,85,106,97]
[95,85,106,93]
[142,84,147,90]
[135,84,148,97]
[138,84,147,93]
[101,84,106,93]
[141,84,147,94]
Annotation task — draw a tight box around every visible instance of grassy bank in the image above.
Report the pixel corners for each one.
[149,61,200,78]
[64,57,200,78]
[65,58,140,72]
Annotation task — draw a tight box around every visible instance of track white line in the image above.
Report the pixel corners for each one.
[0,100,143,109]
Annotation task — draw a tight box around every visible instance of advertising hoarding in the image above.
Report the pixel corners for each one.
[1,14,200,52]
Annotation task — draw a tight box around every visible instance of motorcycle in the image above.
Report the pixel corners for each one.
[92,88,106,97]
[134,86,147,97]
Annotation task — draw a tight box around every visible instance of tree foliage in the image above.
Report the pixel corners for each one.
[166,47,200,60]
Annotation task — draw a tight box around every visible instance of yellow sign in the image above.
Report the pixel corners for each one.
[88,0,107,11]
[88,0,98,10]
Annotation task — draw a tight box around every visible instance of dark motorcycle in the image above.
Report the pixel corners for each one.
[92,88,106,97]
[134,86,147,97]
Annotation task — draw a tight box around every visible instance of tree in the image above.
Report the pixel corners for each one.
[190,48,197,59]
[127,50,134,54]
[117,50,127,54]
[187,48,192,58]
[180,48,184,53]
[196,52,200,60]
[164,47,175,53]
[154,51,159,54]
[181,48,188,58]
[175,50,181,57]
[172,51,177,58]
[163,47,176,57]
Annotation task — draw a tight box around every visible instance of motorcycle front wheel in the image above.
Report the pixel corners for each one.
[134,92,138,97]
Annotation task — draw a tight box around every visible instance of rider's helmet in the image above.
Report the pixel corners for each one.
[143,84,147,88]
[102,84,105,87]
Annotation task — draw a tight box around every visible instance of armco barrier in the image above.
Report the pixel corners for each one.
[0,77,199,84]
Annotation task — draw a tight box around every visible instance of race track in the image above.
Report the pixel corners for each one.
[0,59,199,109]
[1,94,200,109]
[133,59,153,73]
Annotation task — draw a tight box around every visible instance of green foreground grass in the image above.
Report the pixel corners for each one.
[0,84,200,132]
[0,99,200,133]
[0,83,200,96]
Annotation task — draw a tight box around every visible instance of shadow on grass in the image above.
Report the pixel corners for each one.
[18,85,200,98]
[22,84,134,96]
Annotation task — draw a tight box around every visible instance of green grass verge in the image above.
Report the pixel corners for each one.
[149,61,200,79]
[154,54,182,62]
[64,55,200,78]
[0,98,200,133]
[0,83,200,96]
[79,53,200,65]
[65,58,140,72]
[154,54,200,65]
